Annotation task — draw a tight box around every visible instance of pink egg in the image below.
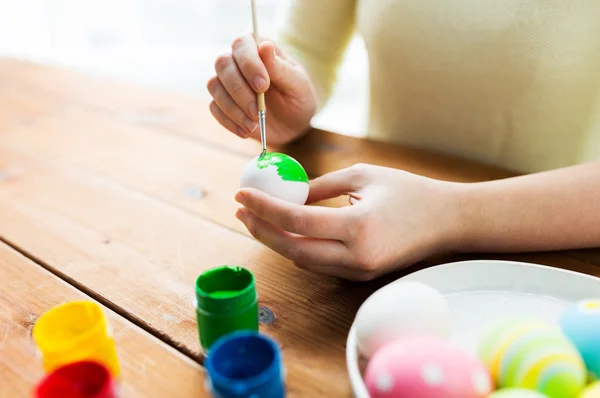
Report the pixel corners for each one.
[365,336,492,398]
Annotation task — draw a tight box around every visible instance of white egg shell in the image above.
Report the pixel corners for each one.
[239,154,309,205]
[355,280,451,358]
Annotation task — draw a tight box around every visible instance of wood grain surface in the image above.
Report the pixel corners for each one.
[1,57,599,397]
[0,242,204,398]
[0,143,362,396]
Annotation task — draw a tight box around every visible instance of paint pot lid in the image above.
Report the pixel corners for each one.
[35,360,115,398]
[205,331,283,396]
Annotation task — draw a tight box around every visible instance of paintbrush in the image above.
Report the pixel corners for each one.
[251,0,267,157]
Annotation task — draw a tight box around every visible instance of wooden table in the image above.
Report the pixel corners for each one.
[1,58,599,397]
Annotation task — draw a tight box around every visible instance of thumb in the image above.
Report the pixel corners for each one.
[307,165,371,204]
[259,41,306,93]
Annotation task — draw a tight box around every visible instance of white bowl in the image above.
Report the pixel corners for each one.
[346,260,600,397]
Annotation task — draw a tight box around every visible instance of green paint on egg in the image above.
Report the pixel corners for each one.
[256,152,308,183]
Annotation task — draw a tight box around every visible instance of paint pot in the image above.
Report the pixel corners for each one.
[195,266,259,350]
[205,331,285,398]
[35,360,117,398]
[32,301,120,376]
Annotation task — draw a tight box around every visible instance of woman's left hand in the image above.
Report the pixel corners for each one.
[235,164,464,281]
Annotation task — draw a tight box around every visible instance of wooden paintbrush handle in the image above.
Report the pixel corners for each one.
[251,0,265,113]
[257,93,266,112]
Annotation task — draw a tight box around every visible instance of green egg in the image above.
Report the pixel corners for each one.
[478,319,586,398]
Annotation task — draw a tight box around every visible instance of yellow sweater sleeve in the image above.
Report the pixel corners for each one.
[277,0,357,109]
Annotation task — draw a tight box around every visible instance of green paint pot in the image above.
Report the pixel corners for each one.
[195,266,259,351]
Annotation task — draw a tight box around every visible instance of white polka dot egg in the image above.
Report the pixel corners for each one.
[365,335,492,398]
[239,152,309,205]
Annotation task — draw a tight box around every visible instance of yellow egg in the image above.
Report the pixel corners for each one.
[478,319,586,398]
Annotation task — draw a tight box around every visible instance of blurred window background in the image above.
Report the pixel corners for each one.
[0,0,368,136]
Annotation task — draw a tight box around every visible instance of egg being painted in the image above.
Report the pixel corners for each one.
[240,152,309,205]
[488,388,549,398]
[365,336,492,398]
[478,318,586,398]
[559,299,600,381]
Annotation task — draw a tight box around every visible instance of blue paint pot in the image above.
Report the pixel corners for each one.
[205,331,285,398]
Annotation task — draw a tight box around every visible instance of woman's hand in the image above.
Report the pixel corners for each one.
[207,34,318,145]
[234,164,464,281]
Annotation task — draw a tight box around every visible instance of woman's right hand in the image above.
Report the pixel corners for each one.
[207,34,318,145]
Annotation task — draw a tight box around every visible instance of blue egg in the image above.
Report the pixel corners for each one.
[559,299,600,380]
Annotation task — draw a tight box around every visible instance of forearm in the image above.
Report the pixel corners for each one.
[455,161,600,253]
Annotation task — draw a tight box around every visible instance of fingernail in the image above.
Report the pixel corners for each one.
[236,126,249,138]
[244,118,258,133]
[235,191,245,204]
[248,102,258,119]
[235,208,245,221]
[254,76,267,91]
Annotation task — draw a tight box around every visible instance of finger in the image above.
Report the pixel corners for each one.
[214,53,259,122]
[252,35,289,60]
[236,207,353,268]
[270,41,293,63]
[260,39,292,62]
[232,34,270,93]
[207,75,258,136]
[259,41,306,92]
[307,165,371,204]
[235,187,350,239]
[209,101,247,138]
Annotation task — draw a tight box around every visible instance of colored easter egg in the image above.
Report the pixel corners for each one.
[478,319,586,398]
[365,336,492,398]
[354,281,451,358]
[581,381,600,398]
[559,299,600,380]
[487,388,549,397]
[239,152,309,205]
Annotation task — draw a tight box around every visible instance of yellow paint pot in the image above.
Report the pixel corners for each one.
[32,301,120,377]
